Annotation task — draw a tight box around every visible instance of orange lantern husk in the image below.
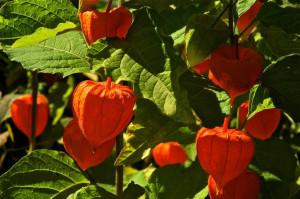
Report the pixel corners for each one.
[10,94,49,139]
[63,119,115,170]
[239,101,281,140]
[72,78,136,147]
[195,121,255,188]
[208,170,260,199]
[237,1,263,39]
[79,6,132,45]
[152,142,188,167]
[209,45,263,102]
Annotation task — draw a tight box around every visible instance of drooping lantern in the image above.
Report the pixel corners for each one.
[238,101,281,140]
[196,118,255,188]
[152,142,187,167]
[209,45,263,102]
[10,94,49,139]
[63,119,115,170]
[208,170,260,199]
[72,78,136,147]
[79,2,132,45]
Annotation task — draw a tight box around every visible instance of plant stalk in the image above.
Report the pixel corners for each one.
[228,0,235,45]
[28,71,38,154]
[116,133,124,198]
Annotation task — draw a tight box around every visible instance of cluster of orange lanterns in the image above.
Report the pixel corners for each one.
[8,0,283,198]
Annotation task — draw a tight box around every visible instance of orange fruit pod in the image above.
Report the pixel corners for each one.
[238,101,281,140]
[72,78,136,147]
[208,170,260,199]
[63,120,115,170]
[79,6,132,45]
[195,118,255,188]
[237,1,263,38]
[10,94,49,139]
[209,45,263,102]
[193,58,211,76]
[152,142,188,167]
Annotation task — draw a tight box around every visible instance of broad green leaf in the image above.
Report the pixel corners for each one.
[258,25,300,57]
[180,71,229,127]
[0,0,78,44]
[4,31,91,76]
[146,163,208,199]
[48,76,74,125]
[0,93,20,123]
[106,8,194,124]
[237,0,257,16]
[185,14,228,67]
[257,2,300,34]
[66,185,117,199]
[252,138,297,182]
[248,84,277,119]
[11,22,77,48]
[0,149,90,199]
[262,54,300,122]
[115,99,181,166]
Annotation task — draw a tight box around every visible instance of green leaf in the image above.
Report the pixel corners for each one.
[0,149,90,199]
[145,163,208,199]
[0,93,20,123]
[11,21,77,48]
[115,99,181,166]
[106,8,194,124]
[259,25,300,57]
[257,2,300,34]
[4,31,91,76]
[48,76,74,125]
[66,185,117,199]
[262,54,300,122]
[123,182,145,199]
[252,138,297,182]
[180,71,228,127]
[237,0,257,16]
[0,0,78,44]
[185,14,228,67]
[248,84,277,119]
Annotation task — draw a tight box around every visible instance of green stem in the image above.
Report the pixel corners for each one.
[211,0,239,28]
[228,0,235,45]
[116,133,124,198]
[28,71,38,154]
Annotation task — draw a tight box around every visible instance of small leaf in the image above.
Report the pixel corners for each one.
[0,93,20,123]
[180,71,228,127]
[262,54,300,122]
[237,0,257,16]
[185,14,228,67]
[258,25,300,57]
[48,77,74,125]
[115,99,181,166]
[0,149,90,199]
[252,138,297,182]
[146,163,208,199]
[257,2,300,34]
[248,84,276,119]
[66,185,117,199]
[123,182,145,199]
[4,31,91,76]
